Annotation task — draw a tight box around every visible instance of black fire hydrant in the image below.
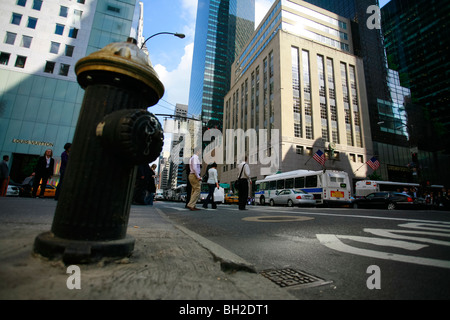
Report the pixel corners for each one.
[34,38,164,264]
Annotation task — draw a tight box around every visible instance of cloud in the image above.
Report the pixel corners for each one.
[154,41,194,106]
[256,0,274,27]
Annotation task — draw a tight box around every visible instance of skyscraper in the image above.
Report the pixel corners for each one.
[381,0,450,184]
[302,0,391,138]
[188,0,255,130]
[221,0,373,184]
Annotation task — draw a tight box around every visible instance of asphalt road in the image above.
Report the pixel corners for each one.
[158,201,450,300]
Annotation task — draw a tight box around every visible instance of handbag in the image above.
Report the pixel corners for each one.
[234,164,246,189]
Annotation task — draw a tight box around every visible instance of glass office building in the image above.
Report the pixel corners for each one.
[188,0,255,130]
[0,0,140,183]
[381,0,450,184]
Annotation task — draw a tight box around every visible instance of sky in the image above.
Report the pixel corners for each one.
[141,0,390,154]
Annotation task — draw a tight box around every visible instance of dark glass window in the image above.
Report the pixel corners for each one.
[59,63,70,76]
[15,55,26,68]
[11,13,22,25]
[44,61,55,73]
[32,0,43,10]
[0,52,11,65]
[55,24,64,35]
[27,17,38,29]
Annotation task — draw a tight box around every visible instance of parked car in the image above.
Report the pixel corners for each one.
[352,191,420,210]
[269,189,316,207]
[6,185,19,196]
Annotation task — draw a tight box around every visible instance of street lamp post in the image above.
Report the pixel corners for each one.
[141,32,185,49]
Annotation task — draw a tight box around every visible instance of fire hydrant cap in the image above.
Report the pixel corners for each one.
[75,38,164,105]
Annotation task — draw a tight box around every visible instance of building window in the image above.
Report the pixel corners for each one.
[341,62,353,146]
[44,61,55,73]
[59,63,70,76]
[27,17,38,29]
[11,13,22,25]
[4,32,17,45]
[107,5,121,13]
[296,146,304,155]
[60,6,68,17]
[50,42,60,54]
[21,35,32,48]
[73,10,82,25]
[292,46,302,138]
[55,24,64,35]
[302,50,313,140]
[17,0,27,7]
[65,45,74,57]
[0,52,11,65]
[32,0,43,10]
[68,28,78,39]
[77,0,85,3]
[15,55,26,68]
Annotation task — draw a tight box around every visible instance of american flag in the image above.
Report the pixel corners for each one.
[367,157,381,170]
[313,149,326,166]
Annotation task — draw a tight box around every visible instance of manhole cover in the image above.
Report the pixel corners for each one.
[260,268,331,289]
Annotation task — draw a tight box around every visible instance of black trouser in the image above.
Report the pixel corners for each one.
[238,178,248,210]
[32,174,49,197]
[185,180,191,207]
[203,184,217,208]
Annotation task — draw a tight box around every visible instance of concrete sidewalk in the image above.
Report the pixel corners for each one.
[0,197,295,300]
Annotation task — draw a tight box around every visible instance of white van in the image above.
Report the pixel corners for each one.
[155,189,164,200]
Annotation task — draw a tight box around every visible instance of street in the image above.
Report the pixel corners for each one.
[1,197,449,301]
[158,200,450,300]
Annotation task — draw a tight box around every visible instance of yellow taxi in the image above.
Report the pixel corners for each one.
[224,193,239,204]
[36,184,57,198]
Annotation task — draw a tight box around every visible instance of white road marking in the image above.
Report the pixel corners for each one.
[317,234,450,269]
[364,229,450,246]
[335,235,428,251]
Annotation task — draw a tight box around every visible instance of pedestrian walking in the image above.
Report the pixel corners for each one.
[237,156,251,210]
[133,163,152,205]
[184,163,192,208]
[0,155,10,197]
[203,162,219,209]
[55,143,71,200]
[187,148,202,211]
[145,164,157,205]
[32,149,55,198]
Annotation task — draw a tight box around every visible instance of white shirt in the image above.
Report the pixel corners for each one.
[207,167,218,184]
[189,154,201,179]
[237,161,250,180]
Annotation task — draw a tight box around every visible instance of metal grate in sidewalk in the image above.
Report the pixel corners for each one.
[259,268,331,289]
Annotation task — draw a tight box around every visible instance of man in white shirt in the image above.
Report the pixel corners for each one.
[237,156,251,210]
[187,148,202,210]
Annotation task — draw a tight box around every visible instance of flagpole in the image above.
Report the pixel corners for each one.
[304,156,313,166]
[354,163,366,174]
